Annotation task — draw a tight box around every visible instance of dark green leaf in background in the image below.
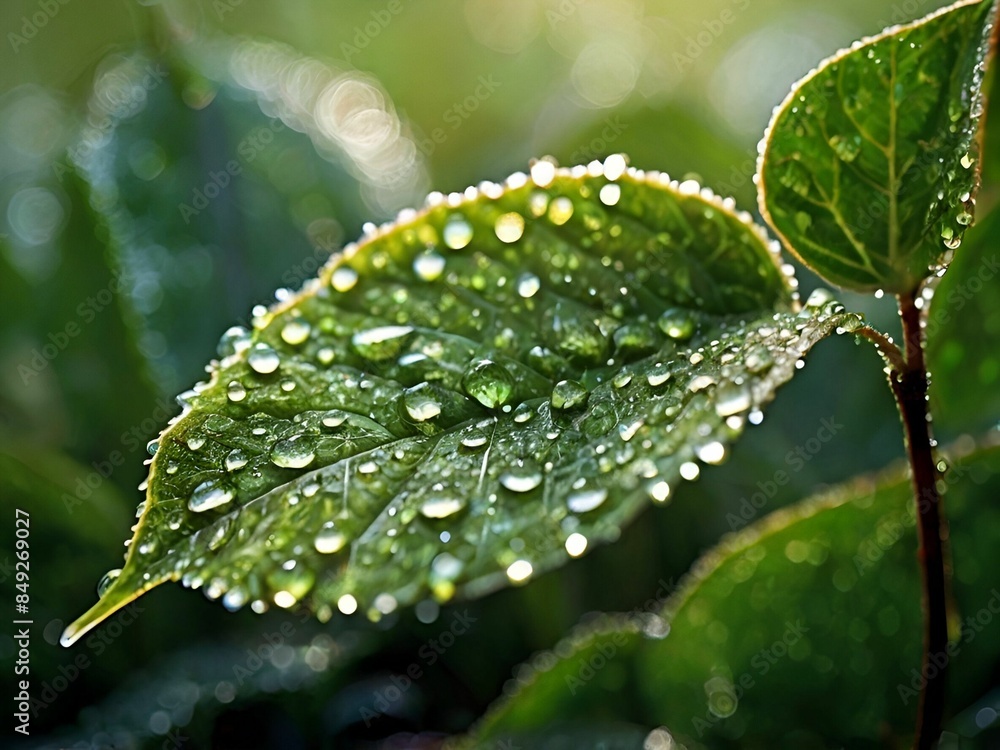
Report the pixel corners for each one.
[471,438,1000,749]
[758,0,997,293]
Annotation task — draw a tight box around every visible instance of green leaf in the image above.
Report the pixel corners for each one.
[471,439,1000,748]
[758,0,998,293]
[62,157,862,646]
[927,209,1000,433]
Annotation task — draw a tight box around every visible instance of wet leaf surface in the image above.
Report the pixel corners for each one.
[63,158,862,646]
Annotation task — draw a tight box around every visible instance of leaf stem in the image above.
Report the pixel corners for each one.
[891,290,947,750]
[856,325,905,374]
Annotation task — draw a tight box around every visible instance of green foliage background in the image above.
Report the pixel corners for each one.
[0,0,998,747]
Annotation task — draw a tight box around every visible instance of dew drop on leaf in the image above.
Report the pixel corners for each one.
[443,215,474,249]
[551,379,589,410]
[658,308,695,341]
[567,487,608,513]
[188,480,235,513]
[331,266,358,292]
[462,359,514,409]
[280,317,311,346]
[516,272,541,298]
[351,325,414,360]
[270,436,316,469]
[314,523,347,554]
[248,344,280,375]
[97,568,122,597]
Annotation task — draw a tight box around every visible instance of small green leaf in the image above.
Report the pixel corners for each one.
[63,158,862,646]
[471,439,1000,748]
[758,0,998,293]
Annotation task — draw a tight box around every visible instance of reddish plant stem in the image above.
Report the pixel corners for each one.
[892,290,948,750]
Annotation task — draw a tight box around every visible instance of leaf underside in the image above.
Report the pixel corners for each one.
[63,159,862,646]
[759,0,998,293]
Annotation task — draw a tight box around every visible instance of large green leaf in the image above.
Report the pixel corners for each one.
[471,438,1000,749]
[62,157,863,646]
[758,0,998,293]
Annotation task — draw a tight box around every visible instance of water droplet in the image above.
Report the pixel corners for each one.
[420,495,466,519]
[530,159,556,187]
[414,251,446,281]
[506,559,533,582]
[513,402,535,423]
[658,308,695,341]
[516,272,541,298]
[224,449,248,472]
[567,487,607,513]
[500,465,543,493]
[565,532,588,557]
[268,567,315,608]
[222,587,247,612]
[97,568,122,596]
[548,196,574,225]
[402,384,442,422]
[189,480,235,512]
[352,325,413,360]
[322,410,347,428]
[551,379,589,410]
[227,381,247,402]
[715,383,751,417]
[696,441,727,465]
[956,211,973,226]
[649,481,671,503]
[443,216,473,249]
[599,183,621,206]
[647,363,670,387]
[618,419,643,442]
[314,523,347,554]
[280,318,311,345]
[960,153,974,169]
[331,266,358,292]
[187,436,206,451]
[679,461,700,480]
[217,326,252,358]
[462,359,514,409]
[248,344,280,374]
[495,212,525,243]
[745,345,774,374]
[270,435,316,469]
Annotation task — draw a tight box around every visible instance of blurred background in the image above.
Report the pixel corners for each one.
[1,0,998,747]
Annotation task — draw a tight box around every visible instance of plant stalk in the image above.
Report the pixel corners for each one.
[892,290,948,750]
